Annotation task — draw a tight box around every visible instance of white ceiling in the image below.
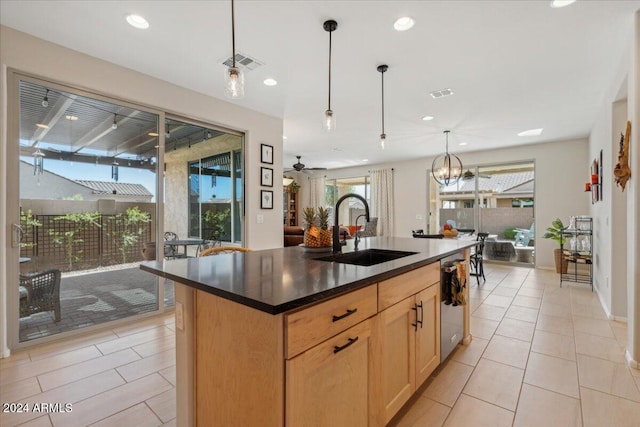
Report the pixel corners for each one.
[2,1,638,170]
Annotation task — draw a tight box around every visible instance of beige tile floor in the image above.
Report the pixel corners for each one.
[2,264,639,426]
[390,264,640,427]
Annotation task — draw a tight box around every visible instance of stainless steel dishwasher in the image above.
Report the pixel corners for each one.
[440,253,467,361]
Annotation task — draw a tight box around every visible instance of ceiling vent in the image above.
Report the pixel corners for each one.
[430,88,454,99]
[222,52,263,72]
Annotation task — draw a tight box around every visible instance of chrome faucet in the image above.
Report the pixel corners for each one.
[333,193,370,253]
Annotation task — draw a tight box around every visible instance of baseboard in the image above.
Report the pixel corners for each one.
[594,288,612,318]
[626,350,639,369]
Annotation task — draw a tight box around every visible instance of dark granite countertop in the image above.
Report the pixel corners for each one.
[140,236,476,314]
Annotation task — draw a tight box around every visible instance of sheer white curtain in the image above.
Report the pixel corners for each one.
[370,168,394,236]
[308,175,326,210]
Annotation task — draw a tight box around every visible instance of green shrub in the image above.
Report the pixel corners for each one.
[503,227,517,240]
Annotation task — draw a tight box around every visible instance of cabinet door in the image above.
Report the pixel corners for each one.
[286,319,373,427]
[415,284,440,387]
[379,297,416,424]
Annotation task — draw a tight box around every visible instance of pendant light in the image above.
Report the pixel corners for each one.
[225,0,244,99]
[323,20,337,131]
[111,114,118,130]
[431,130,463,186]
[377,64,388,149]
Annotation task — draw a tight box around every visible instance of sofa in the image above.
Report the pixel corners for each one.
[284,226,304,247]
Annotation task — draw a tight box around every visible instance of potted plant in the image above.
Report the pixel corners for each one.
[543,218,568,274]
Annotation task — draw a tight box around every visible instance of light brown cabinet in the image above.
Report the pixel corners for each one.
[379,284,440,424]
[286,318,374,427]
[177,254,470,427]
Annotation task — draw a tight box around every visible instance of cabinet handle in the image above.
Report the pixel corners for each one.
[411,304,418,331]
[418,301,424,329]
[333,336,359,354]
[332,308,357,322]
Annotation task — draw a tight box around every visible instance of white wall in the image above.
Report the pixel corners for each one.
[0,26,283,356]
[318,138,590,270]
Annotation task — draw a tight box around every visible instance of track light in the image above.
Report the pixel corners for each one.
[111,114,118,130]
[41,89,49,107]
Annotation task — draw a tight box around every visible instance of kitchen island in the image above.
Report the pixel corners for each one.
[141,236,476,426]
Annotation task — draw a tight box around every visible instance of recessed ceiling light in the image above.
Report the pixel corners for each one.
[263,78,278,86]
[421,115,434,121]
[36,123,49,129]
[65,115,78,121]
[394,17,415,31]
[517,128,543,137]
[126,14,149,29]
[362,159,369,162]
[550,0,576,8]
[148,132,159,137]
[459,142,468,146]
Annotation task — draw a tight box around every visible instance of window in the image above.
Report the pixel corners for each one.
[187,150,242,243]
[325,176,370,225]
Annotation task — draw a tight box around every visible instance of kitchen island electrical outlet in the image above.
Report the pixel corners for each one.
[175,302,184,331]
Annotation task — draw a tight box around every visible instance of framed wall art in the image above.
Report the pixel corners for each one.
[261,167,273,187]
[261,144,273,164]
[261,190,273,209]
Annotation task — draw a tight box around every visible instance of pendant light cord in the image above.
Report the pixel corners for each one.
[381,71,385,135]
[231,0,236,67]
[328,30,332,110]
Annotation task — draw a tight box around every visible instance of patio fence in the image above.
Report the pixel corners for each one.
[20,213,153,273]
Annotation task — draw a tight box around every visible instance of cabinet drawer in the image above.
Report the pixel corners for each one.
[378,263,439,310]
[286,285,377,359]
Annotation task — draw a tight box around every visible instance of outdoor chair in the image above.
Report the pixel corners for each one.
[19,269,61,322]
[470,232,489,285]
[198,246,252,256]
[514,224,535,247]
[357,217,378,237]
[164,231,186,259]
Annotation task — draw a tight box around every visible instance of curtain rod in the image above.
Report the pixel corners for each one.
[367,168,394,173]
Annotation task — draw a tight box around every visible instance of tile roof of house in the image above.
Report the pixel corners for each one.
[442,171,534,194]
[75,180,152,196]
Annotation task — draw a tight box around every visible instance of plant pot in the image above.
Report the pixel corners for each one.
[142,242,156,261]
[553,248,568,274]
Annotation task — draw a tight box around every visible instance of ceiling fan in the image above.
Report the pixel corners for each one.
[461,169,491,180]
[286,155,327,172]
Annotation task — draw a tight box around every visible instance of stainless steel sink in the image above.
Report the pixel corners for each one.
[314,249,417,267]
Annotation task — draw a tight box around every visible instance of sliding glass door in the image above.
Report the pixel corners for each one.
[427,161,535,266]
[9,75,161,345]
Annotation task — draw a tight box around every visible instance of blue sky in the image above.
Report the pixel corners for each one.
[26,157,234,202]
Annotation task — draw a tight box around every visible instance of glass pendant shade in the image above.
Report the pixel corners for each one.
[225,66,244,99]
[324,109,336,131]
[380,134,386,150]
[431,130,463,186]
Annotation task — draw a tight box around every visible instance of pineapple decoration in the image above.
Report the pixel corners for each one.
[302,207,332,248]
[317,206,333,247]
[303,207,320,247]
